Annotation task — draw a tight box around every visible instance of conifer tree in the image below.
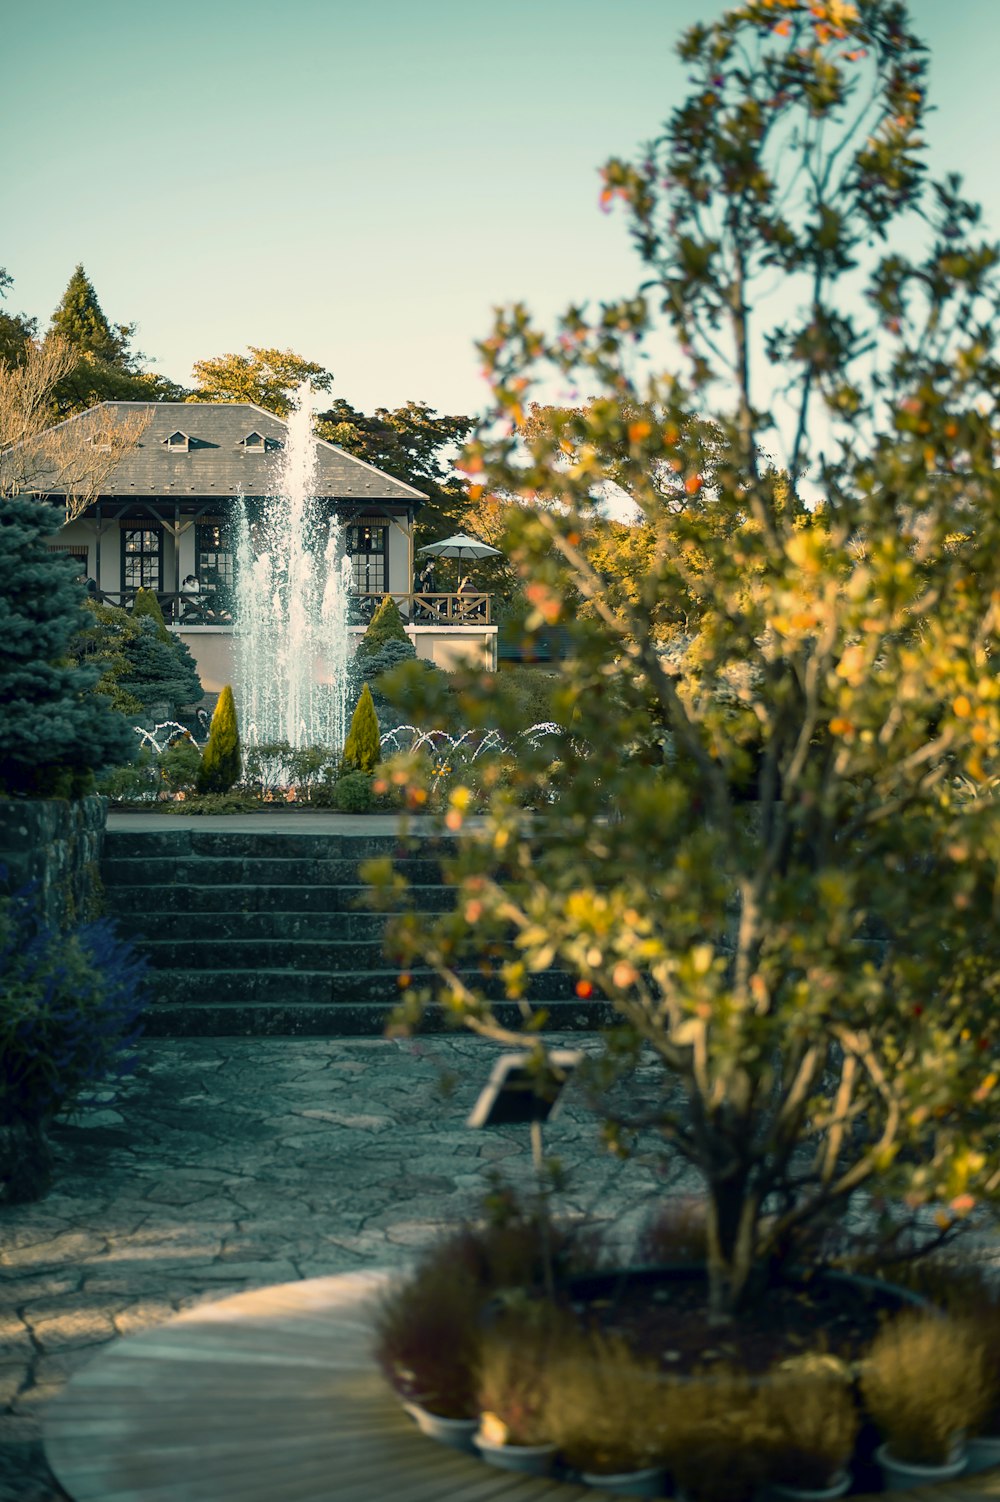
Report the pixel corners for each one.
[356,595,409,658]
[196,686,241,793]
[0,498,135,796]
[116,619,201,715]
[49,265,133,368]
[131,586,170,643]
[341,684,380,774]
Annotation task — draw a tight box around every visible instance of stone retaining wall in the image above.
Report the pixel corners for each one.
[0,795,107,929]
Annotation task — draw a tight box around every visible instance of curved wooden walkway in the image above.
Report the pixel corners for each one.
[43,1274,1000,1502]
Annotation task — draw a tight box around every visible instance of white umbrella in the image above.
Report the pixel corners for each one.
[416,533,503,561]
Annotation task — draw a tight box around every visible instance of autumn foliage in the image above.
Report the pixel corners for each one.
[371,0,1000,1319]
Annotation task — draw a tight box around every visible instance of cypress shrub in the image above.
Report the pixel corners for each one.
[196,685,241,793]
[356,595,409,658]
[342,684,380,774]
[131,587,171,643]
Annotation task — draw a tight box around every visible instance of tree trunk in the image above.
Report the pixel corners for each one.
[705,1178,759,1322]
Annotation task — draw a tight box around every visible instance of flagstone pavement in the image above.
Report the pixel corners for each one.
[0,1034,668,1501]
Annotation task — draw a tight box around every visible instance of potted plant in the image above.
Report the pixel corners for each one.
[474,1311,561,1474]
[661,1375,776,1502]
[860,1310,989,1488]
[373,1258,481,1450]
[760,1362,858,1501]
[546,1333,667,1496]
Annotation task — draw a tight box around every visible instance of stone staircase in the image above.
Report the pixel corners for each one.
[102,826,600,1036]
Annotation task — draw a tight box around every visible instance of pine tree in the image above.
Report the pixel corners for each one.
[49,265,132,368]
[196,686,241,793]
[341,684,380,774]
[0,498,136,796]
[356,595,409,658]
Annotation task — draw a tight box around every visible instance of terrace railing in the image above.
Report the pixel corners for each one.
[92,589,491,628]
[351,591,491,626]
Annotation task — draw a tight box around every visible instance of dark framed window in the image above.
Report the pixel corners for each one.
[121,527,162,592]
[347,523,387,593]
[196,524,234,598]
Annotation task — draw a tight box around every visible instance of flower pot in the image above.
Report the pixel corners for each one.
[580,1464,667,1496]
[874,1441,966,1491]
[402,1401,477,1452]
[767,1471,851,1501]
[965,1434,1000,1476]
[473,1434,557,1474]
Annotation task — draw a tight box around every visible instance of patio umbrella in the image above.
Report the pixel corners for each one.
[416,533,503,562]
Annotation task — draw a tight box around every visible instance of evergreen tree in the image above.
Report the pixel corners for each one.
[0,267,36,369]
[341,685,380,774]
[46,266,185,417]
[356,595,409,658]
[197,686,241,793]
[116,619,201,715]
[49,265,133,368]
[0,498,135,796]
[131,586,170,643]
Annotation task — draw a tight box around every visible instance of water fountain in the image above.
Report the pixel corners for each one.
[232,385,354,749]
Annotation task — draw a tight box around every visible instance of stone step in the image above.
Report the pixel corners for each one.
[140,998,612,1037]
[102,855,445,888]
[103,883,455,916]
[103,830,443,861]
[114,909,395,943]
[143,967,578,1007]
[140,938,399,971]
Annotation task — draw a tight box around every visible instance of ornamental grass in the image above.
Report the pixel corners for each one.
[544,1332,667,1474]
[859,1309,990,1465]
[760,1365,859,1490]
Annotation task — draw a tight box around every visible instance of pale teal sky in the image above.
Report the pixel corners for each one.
[3,0,998,419]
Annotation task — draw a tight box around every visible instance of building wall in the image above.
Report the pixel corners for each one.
[51,513,414,596]
[173,624,497,693]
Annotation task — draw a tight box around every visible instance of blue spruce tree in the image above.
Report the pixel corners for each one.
[0,498,136,796]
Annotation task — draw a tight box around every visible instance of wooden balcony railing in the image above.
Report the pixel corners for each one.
[351,592,491,626]
[91,589,491,628]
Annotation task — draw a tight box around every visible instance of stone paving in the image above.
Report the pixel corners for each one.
[0,1034,666,1501]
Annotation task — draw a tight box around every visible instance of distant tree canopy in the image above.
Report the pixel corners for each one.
[316,398,474,541]
[0,267,37,369]
[187,347,332,416]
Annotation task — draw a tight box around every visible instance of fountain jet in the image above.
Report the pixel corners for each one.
[232,385,353,749]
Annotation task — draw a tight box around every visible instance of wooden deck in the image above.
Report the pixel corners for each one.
[42,1274,1000,1502]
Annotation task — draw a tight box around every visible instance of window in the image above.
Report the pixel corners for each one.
[347,523,387,593]
[196,524,234,601]
[163,431,190,452]
[240,431,267,451]
[121,527,162,592]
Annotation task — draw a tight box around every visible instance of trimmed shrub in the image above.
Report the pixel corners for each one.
[333,771,374,812]
[356,595,409,657]
[159,738,202,793]
[131,586,171,643]
[197,685,241,793]
[342,684,380,774]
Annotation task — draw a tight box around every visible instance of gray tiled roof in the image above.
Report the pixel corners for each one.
[13,402,427,504]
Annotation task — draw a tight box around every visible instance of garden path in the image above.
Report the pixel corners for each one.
[0,1034,667,1501]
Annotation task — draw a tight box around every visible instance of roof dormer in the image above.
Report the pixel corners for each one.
[240,430,267,452]
[163,431,191,453]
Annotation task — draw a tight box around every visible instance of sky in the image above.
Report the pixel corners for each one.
[4,0,999,422]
